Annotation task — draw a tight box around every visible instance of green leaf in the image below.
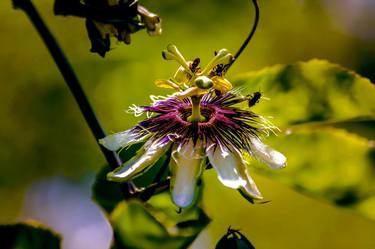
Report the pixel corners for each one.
[0,222,61,249]
[234,59,375,128]
[110,193,210,249]
[236,60,375,220]
[92,143,143,214]
[92,164,125,214]
[248,128,375,220]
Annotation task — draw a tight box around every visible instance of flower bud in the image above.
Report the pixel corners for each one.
[54,0,161,57]
[137,5,162,36]
[216,228,255,249]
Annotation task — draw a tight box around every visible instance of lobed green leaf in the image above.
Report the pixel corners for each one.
[234,59,375,128]
[247,128,375,220]
[110,193,210,249]
[237,60,375,220]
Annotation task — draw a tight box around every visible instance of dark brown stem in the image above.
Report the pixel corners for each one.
[138,178,171,200]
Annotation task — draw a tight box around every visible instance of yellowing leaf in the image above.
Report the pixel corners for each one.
[235,60,375,128]
[250,128,375,220]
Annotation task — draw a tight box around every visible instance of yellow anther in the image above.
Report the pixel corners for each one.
[174,65,192,84]
[154,79,180,90]
[211,76,233,92]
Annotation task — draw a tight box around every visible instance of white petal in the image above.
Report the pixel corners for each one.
[208,144,263,200]
[207,144,247,189]
[99,129,149,151]
[170,140,204,208]
[107,139,171,182]
[249,137,287,169]
[239,173,263,200]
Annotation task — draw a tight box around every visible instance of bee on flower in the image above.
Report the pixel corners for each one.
[100,44,286,207]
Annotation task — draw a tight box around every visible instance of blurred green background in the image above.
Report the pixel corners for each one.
[1,0,375,248]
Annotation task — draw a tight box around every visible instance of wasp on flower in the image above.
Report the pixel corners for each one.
[99,44,286,207]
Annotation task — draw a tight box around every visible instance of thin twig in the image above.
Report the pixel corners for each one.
[227,0,260,70]
[13,0,136,198]
[138,178,171,199]
[139,156,171,201]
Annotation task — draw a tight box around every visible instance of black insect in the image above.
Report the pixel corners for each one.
[211,50,233,77]
[210,63,226,77]
[190,58,201,73]
[247,91,262,107]
[216,227,255,249]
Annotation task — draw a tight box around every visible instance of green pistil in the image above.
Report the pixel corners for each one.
[187,96,206,122]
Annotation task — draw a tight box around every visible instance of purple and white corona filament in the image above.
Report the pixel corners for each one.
[100,45,286,207]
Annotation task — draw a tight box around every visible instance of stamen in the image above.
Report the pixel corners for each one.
[200,49,233,75]
[154,79,180,90]
[162,44,194,76]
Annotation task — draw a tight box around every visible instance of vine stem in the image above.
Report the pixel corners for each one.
[227,0,259,70]
[12,0,136,198]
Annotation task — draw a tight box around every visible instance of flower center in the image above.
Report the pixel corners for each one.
[179,99,214,124]
[187,96,206,122]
